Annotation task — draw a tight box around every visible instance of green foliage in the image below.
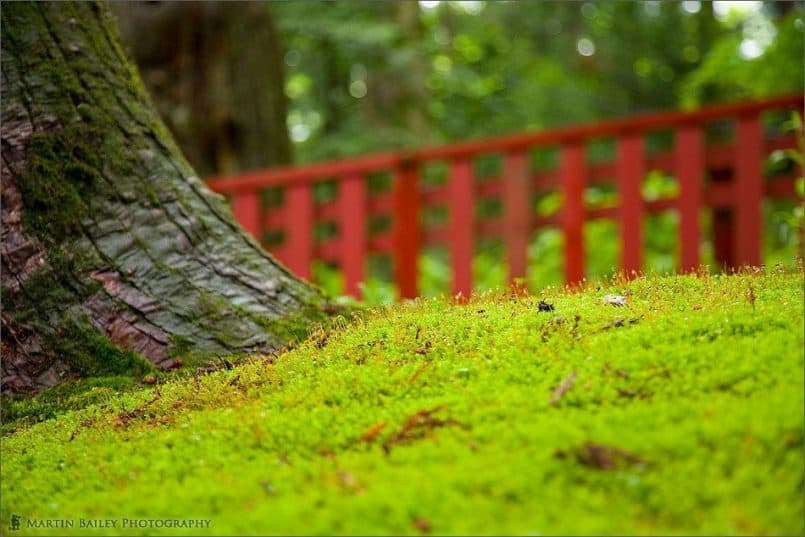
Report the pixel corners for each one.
[274,1,802,162]
[764,111,805,265]
[2,270,802,535]
[681,11,805,108]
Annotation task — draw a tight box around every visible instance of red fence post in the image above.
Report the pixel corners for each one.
[617,133,645,277]
[340,173,367,298]
[709,169,736,270]
[735,112,763,267]
[713,209,735,271]
[503,150,531,285]
[232,192,261,240]
[285,183,313,280]
[561,141,585,285]
[449,156,475,296]
[393,159,420,299]
[676,123,704,272]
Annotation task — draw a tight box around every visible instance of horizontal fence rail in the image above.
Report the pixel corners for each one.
[207,94,804,299]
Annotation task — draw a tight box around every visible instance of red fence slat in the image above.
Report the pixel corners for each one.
[316,239,340,263]
[423,226,448,246]
[340,173,367,298]
[232,192,261,239]
[710,169,735,269]
[676,123,704,272]
[369,232,393,253]
[394,160,420,299]
[561,142,585,284]
[449,156,475,296]
[368,194,392,215]
[617,133,644,276]
[264,207,285,230]
[735,113,763,267]
[285,183,313,280]
[503,150,531,283]
[316,200,339,222]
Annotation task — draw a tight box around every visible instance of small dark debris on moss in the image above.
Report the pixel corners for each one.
[322,302,346,315]
[746,282,757,310]
[382,406,463,454]
[359,422,387,443]
[555,442,646,470]
[314,332,330,349]
[537,300,555,312]
[601,317,640,331]
[414,341,432,355]
[407,361,432,385]
[412,517,432,534]
[113,388,161,428]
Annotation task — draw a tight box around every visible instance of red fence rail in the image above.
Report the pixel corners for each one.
[207,94,804,299]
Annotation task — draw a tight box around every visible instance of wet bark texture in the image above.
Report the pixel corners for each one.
[111,1,292,176]
[1,2,325,396]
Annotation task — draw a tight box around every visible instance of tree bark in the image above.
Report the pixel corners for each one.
[111,1,292,176]
[1,1,326,396]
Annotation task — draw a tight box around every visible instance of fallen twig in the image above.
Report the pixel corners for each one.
[549,370,577,405]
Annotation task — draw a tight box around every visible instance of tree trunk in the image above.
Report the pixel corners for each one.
[395,1,429,140]
[111,1,292,176]
[1,1,326,396]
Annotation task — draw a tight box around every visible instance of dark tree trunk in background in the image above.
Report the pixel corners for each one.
[395,0,429,140]
[1,2,325,396]
[111,1,292,176]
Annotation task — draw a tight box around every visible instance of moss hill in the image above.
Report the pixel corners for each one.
[2,269,803,535]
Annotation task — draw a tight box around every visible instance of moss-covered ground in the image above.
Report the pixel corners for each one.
[1,269,803,535]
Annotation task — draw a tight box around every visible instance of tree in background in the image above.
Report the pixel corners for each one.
[112,1,291,175]
[273,1,436,162]
[1,2,325,395]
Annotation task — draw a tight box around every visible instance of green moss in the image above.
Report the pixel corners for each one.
[1,376,138,435]
[56,317,154,378]
[18,124,104,244]
[0,284,12,309]
[231,300,338,348]
[1,271,802,535]
[3,255,153,385]
[251,307,324,344]
[167,334,193,360]
[5,261,78,330]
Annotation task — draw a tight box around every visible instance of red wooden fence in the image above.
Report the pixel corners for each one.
[207,94,804,299]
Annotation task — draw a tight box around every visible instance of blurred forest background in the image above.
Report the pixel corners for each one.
[112,1,804,301]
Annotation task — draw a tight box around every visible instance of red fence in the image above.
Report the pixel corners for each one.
[207,94,803,299]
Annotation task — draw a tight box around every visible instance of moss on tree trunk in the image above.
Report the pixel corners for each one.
[1,1,327,396]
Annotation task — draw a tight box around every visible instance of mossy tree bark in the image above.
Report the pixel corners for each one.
[1,2,326,395]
